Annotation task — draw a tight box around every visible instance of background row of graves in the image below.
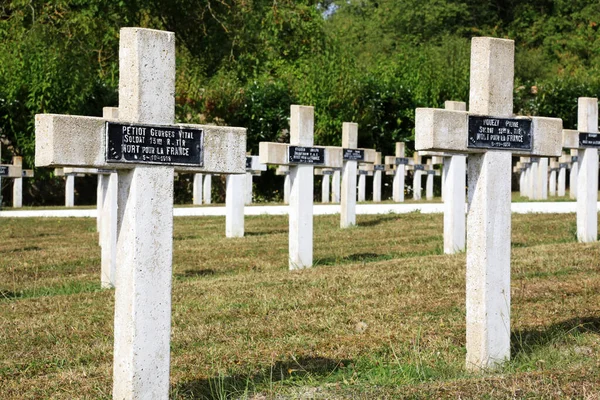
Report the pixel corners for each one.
[0,149,589,208]
[3,27,600,399]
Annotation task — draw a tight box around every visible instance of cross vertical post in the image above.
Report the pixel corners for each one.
[386,143,407,202]
[331,169,341,203]
[203,174,212,204]
[289,105,315,269]
[576,98,598,242]
[341,123,358,227]
[226,174,245,237]
[570,149,578,199]
[443,101,467,254]
[372,152,383,202]
[112,28,176,398]
[193,173,203,205]
[416,37,562,370]
[412,153,423,200]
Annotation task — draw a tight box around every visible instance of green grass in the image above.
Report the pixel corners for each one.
[1,210,599,399]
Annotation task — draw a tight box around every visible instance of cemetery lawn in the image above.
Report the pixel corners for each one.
[1,213,599,399]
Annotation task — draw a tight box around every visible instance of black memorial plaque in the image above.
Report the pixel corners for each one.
[288,146,325,164]
[0,166,8,176]
[246,157,253,170]
[106,122,203,166]
[358,170,369,175]
[395,157,409,165]
[559,163,568,169]
[468,116,532,151]
[414,165,425,171]
[343,149,365,161]
[580,132,600,148]
[322,170,334,176]
[374,164,385,171]
[427,170,436,175]
[571,156,578,162]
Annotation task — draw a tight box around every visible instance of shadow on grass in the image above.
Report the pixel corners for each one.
[0,281,102,301]
[511,316,600,357]
[357,214,400,227]
[316,247,444,267]
[171,356,352,399]
[176,269,217,279]
[0,245,42,253]
[245,229,288,237]
[316,252,392,266]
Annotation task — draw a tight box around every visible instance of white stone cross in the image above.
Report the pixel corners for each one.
[407,153,426,200]
[569,149,579,199]
[415,37,562,370]
[314,168,334,203]
[385,143,409,202]
[357,167,373,202]
[225,155,266,238]
[548,158,558,196]
[275,165,291,204]
[562,97,599,243]
[371,152,384,202]
[331,168,341,203]
[557,153,571,197]
[245,155,267,205]
[193,173,203,204]
[424,156,442,200]
[7,157,33,209]
[203,173,212,204]
[259,105,342,269]
[339,122,376,227]
[516,157,530,197]
[35,28,245,398]
[0,155,29,208]
[361,152,384,202]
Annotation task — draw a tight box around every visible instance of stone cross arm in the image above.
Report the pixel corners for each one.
[35,114,246,174]
[259,142,376,168]
[563,129,600,150]
[0,156,24,178]
[0,164,23,178]
[415,108,562,156]
[246,155,267,172]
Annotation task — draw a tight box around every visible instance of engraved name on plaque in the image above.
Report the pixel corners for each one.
[468,116,532,150]
[106,122,204,166]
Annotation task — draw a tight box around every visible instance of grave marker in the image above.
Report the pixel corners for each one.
[357,167,372,202]
[193,173,203,204]
[415,37,562,370]
[203,174,212,204]
[245,155,267,205]
[10,157,33,208]
[276,165,291,204]
[315,168,334,203]
[570,149,578,199]
[557,153,570,197]
[372,152,384,202]
[562,97,599,242]
[385,143,409,202]
[425,156,443,200]
[35,28,246,397]
[548,158,558,196]
[407,153,425,200]
[340,123,375,227]
[260,105,343,269]
[331,168,341,203]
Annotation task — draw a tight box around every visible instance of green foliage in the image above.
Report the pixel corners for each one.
[2,0,600,203]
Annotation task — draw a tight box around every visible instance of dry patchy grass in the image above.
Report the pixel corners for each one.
[1,209,599,399]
